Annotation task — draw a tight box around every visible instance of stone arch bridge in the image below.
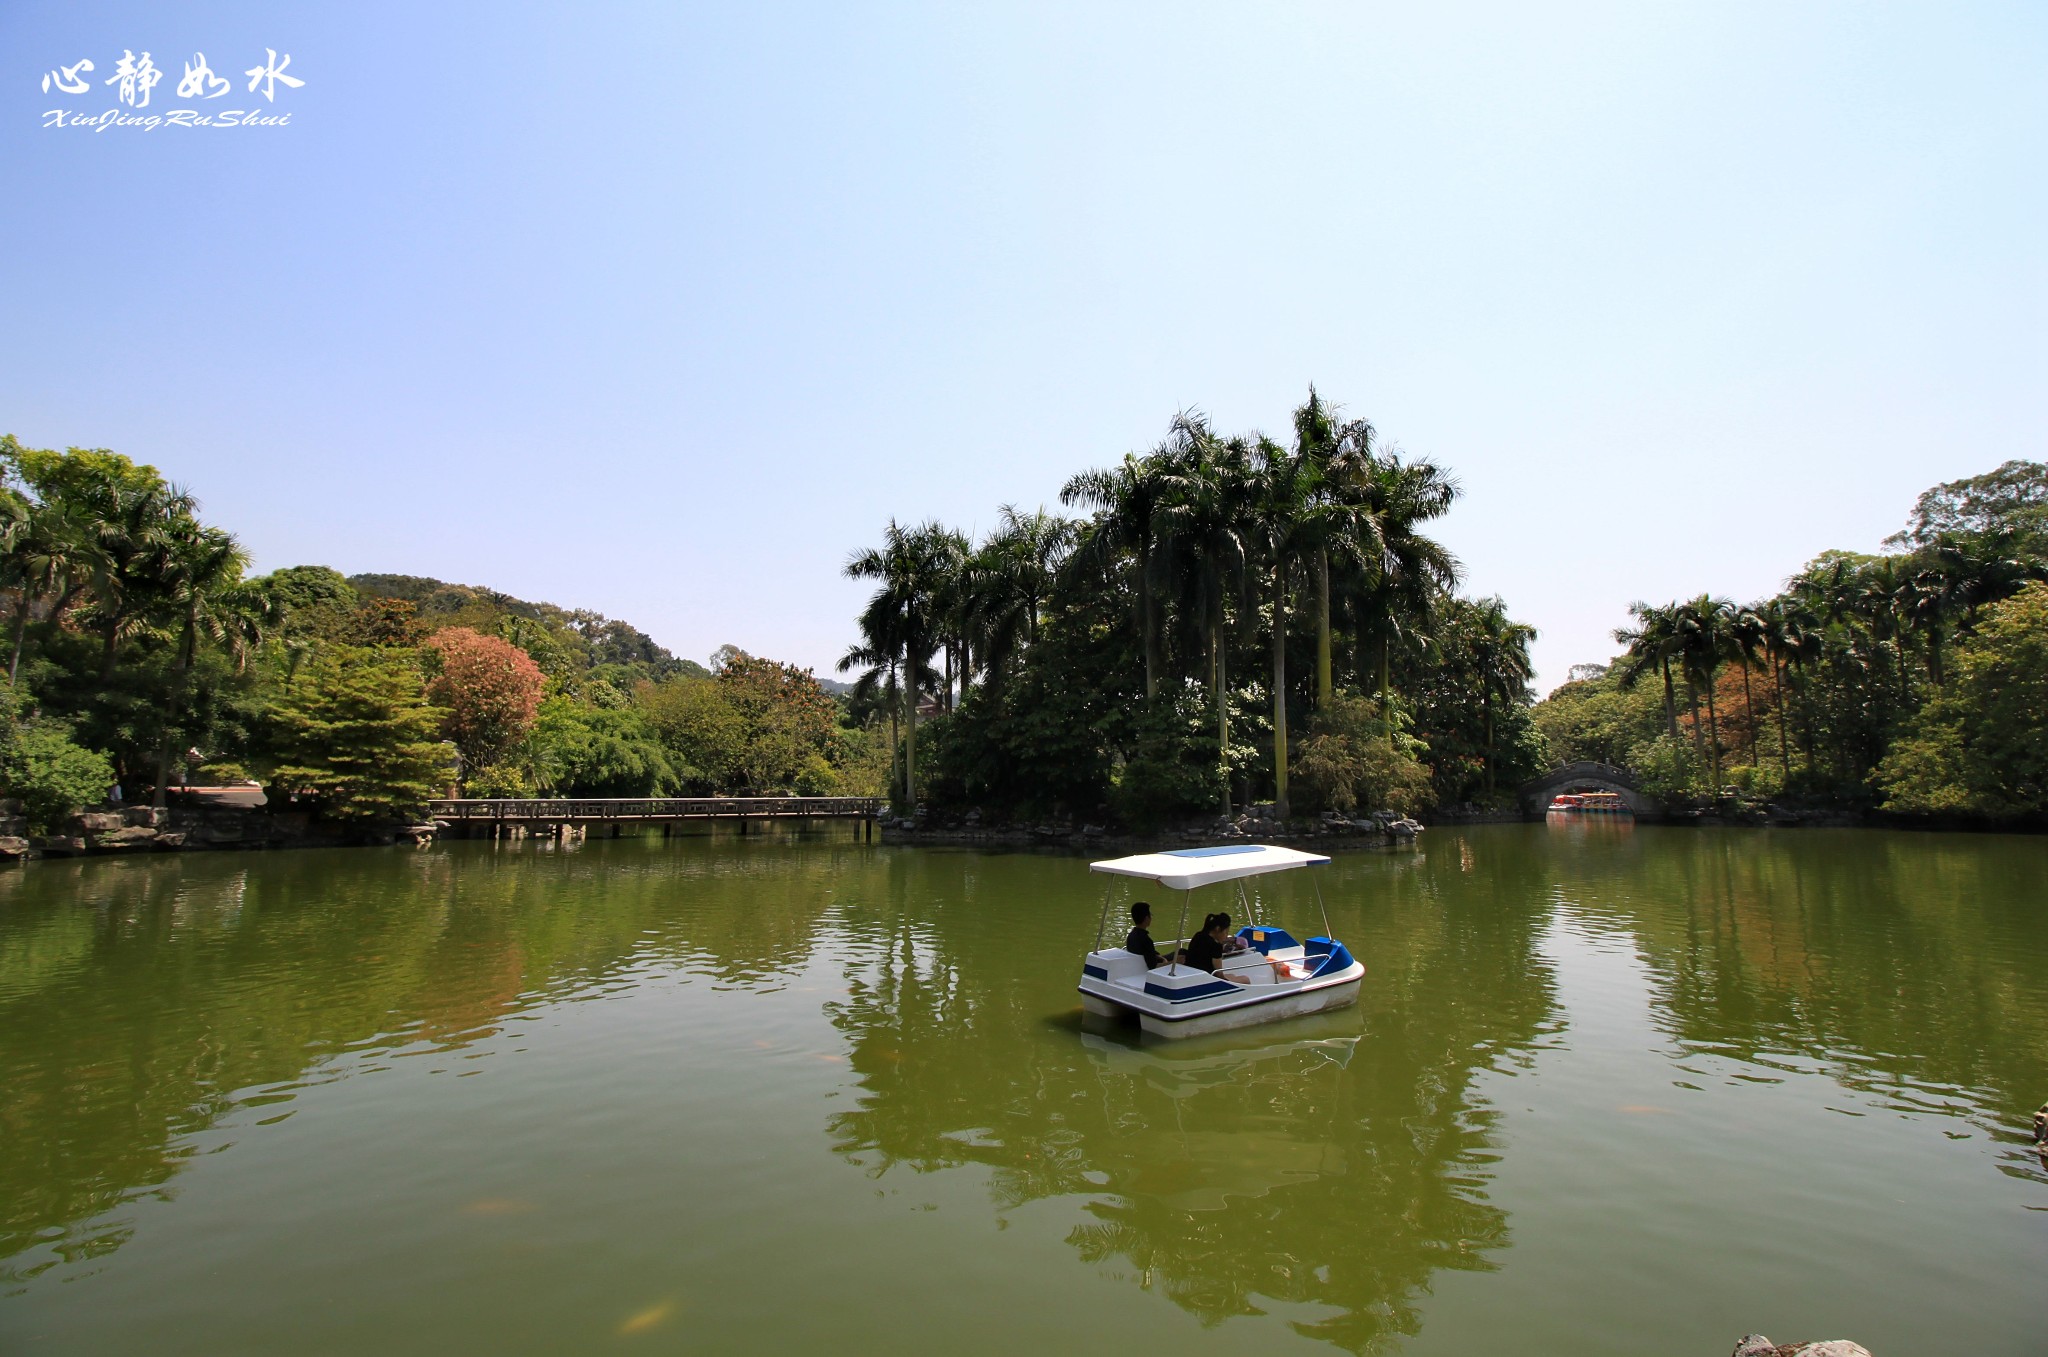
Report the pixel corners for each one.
[1517,762,1665,820]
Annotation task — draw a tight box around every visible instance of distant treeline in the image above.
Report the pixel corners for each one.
[1537,461,2048,821]
[0,435,885,830]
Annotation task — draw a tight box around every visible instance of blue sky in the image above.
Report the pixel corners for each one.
[4,3,2043,691]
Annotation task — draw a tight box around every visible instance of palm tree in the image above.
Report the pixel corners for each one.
[150,522,273,806]
[1246,435,1312,819]
[1343,447,1462,714]
[1061,427,1180,704]
[837,640,903,800]
[1290,388,1347,709]
[1674,595,1734,787]
[1465,597,1536,798]
[79,477,197,681]
[961,505,1075,687]
[1728,604,1770,767]
[844,520,952,810]
[1613,601,1682,745]
[1153,427,1255,815]
[1754,597,1813,784]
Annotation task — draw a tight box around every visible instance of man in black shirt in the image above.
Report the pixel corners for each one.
[1125,900,1167,969]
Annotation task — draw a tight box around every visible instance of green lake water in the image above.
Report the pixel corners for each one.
[2,824,2044,1355]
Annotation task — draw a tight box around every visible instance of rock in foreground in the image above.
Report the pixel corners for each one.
[1734,1336,1873,1357]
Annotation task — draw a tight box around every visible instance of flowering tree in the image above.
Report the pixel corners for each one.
[425,626,546,779]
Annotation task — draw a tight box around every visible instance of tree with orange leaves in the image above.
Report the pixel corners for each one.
[425,626,546,777]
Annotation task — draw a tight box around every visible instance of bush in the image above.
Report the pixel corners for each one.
[1,721,115,832]
[1292,693,1434,816]
[1626,734,1707,803]
[793,754,840,796]
[1111,685,1229,830]
[1722,763,1783,798]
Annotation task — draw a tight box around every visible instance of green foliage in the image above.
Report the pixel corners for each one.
[1112,685,1223,830]
[632,651,853,795]
[711,649,842,791]
[1292,692,1434,816]
[1877,583,2048,819]
[266,649,453,822]
[463,762,534,799]
[1625,735,1707,801]
[530,698,676,797]
[637,677,744,788]
[1532,671,1663,767]
[0,713,115,832]
[1887,459,2048,554]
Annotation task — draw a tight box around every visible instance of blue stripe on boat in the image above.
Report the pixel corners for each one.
[1082,964,1108,979]
[1144,980,1238,1002]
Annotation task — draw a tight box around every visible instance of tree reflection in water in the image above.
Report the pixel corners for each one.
[824,843,1559,1352]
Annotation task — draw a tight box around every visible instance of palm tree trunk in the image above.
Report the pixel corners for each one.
[7,599,30,685]
[1660,660,1679,744]
[1739,663,1756,766]
[1704,678,1723,787]
[887,696,901,808]
[1271,573,1289,820]
[1139,555,1158,703]
[1483,692,1495,798]
[1315,549,1332,709]
[1212,603,1230,818]
[100,621,121,683]
[1685,679,1703,762]
[1773,656,1792,785]
[901,679,917,809]
[153,618,198,810]
[1377,633,1395,748]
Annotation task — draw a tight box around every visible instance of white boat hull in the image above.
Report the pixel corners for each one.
[1078,952,1366,1041]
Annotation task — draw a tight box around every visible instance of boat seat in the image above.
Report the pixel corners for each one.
[1083,949,1148,986]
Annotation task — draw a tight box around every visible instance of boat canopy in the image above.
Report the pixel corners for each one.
[1088,844,1331,892]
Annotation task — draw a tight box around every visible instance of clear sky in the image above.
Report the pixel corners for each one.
[4,3,2043,692]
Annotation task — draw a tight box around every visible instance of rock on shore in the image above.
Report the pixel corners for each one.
[0,799,426,860]
[1734,1336,1873,1357]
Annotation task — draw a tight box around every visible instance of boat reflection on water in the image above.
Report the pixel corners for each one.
[1543,807,1636,841]
[826,878,1557,1353]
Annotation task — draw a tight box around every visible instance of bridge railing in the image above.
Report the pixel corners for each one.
[428,796,883,821]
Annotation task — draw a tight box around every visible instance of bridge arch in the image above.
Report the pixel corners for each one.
[1517,762,1665,820]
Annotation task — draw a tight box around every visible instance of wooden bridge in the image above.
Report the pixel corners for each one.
[428,796,885,841]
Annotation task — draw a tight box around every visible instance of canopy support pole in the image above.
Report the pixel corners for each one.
[1170,888,1191,974]
[1310,871,1334,941]
[1092,881,1117,953]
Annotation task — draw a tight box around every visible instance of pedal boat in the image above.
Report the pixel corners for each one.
[1077,844,1365,1040]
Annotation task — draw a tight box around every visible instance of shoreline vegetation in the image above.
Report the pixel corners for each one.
[0,434,891,859]
[0,412,2042,861]
[840,393,2047,838]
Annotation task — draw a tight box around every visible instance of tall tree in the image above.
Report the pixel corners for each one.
[150,522,273,807]
[844,520,951,809]
[268,649,453,822]
[1247,435,1311,818]
[1464,596,1536,797]
[1674,595,1734,787]
[1061,431,1177,704]
[1153,427,1254,814]
[1613,601,1683,747]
